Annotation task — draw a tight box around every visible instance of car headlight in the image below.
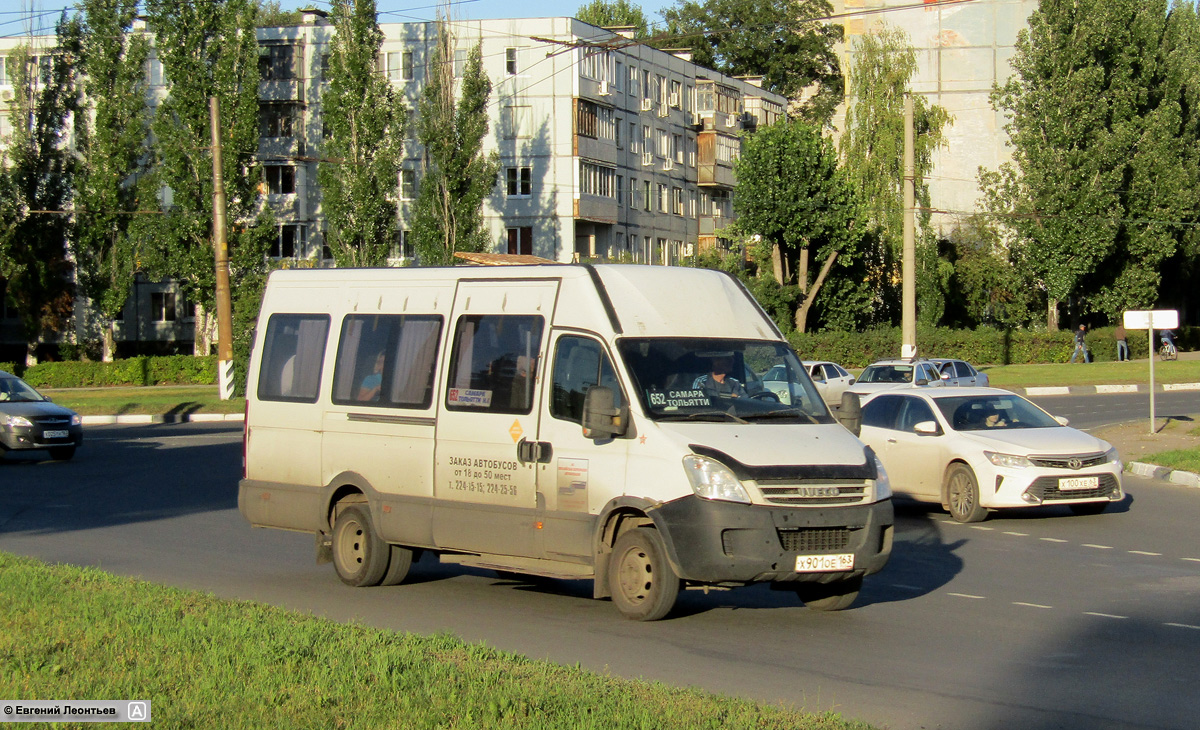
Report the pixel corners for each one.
[70,414,82,426]
[682,455,751,504]
[985,451,1032,469]
[5,415,33,428]
[872,454,892,500]
[1104,447,1121,465]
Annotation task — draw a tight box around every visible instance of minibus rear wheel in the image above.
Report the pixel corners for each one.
[609,527,680,621]
[332,504,389,587]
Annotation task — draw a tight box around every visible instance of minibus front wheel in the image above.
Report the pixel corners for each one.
[332,504,389,587]
[609,527,680,621]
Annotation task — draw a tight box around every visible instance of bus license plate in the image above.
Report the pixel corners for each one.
[43,430,69,439]
[1059,476,1099,491]
[795,554,855,573]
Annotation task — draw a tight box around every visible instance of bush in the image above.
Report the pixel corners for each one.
[19,355,217,388]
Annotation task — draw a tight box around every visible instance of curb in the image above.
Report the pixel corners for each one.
[1127,461,1200,488]
[1014,382,1200,396]
[82,413,245,425]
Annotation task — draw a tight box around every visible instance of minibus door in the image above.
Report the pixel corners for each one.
[433,279,559,558]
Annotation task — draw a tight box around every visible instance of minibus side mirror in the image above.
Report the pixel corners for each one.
[837,392,862,437]
[582,386,629,439]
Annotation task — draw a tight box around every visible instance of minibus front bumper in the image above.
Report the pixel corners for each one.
[648,495,893,585]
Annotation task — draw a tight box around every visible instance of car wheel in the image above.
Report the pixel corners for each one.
[946,463,987,523]
[379,544,416,586]
[609,527,680,621]
[331,504,389,587]
[48,446,75,461]
[1069,502,1108,516]
[795,575,863,611]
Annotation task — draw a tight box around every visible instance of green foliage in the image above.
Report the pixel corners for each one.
[0,20,82,357]
[838,24,949,326]
[256,0,302,26]
[661,0,843,126]
[20,355,217,388]
[985,0,1200,327]
[137,0,272,340]
[731,119,870,332]
[941,216,1040,329]
[69,0,152,360]
[576,0,651,37]
[317,0,407,268]
[411,25,501,266]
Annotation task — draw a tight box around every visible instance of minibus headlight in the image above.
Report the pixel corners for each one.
[682,455,751,504]
[872,454,892,500]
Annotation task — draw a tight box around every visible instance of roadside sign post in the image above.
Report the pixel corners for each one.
[1123,309,1179,433]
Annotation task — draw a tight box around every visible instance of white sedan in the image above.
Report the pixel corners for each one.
[801,360,856,407]
[856,387,1123,522]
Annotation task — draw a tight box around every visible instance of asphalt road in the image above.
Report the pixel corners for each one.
[1,406,1198,730]
[1030,390,1200,431]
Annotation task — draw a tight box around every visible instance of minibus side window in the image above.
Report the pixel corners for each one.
[550,336,624,424]
[446,314,544,414]
[331,314,443,408]
[257,314,330,403]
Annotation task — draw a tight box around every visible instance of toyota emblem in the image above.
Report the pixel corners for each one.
[1067,458,1083,470]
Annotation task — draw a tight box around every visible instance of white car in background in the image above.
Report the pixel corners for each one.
[930,358,989,387]
[844,359,945,399]
[856,387,1123,523]
[800,360,856,407]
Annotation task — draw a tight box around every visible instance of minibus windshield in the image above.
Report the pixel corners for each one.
[616,338,833,424]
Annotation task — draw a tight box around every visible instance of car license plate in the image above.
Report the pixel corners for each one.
[1059,476,1099,491]
[43,430,68,439]
[795,554,855,573]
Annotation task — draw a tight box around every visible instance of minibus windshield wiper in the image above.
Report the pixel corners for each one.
[741,408,820,424]
[657,410,749,424]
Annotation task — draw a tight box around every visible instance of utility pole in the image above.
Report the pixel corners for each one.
[901,93,916,359]
[210,97,235,400]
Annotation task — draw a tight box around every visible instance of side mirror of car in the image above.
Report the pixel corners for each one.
[582,386,629,439]
[914,377,929,386]
[914,421,939,436]
[848,377,856,386]
[837,392,862,437]
[941,371,951,380]
[1054,416,1070,426]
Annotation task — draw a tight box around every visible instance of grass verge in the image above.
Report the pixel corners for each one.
[42,385,244,417]
[0,553,875,730]
[980,359,1200,389]
[1139,423,1200,473]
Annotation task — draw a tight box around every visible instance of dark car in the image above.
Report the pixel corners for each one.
[0,370,83,461]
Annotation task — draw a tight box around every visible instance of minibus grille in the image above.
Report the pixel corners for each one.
[756,479,869,506]
[776,527,852,553]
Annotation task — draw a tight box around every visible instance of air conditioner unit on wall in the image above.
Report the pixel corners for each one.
[598,80,611,96]
[662,158,674,171]
[641,97,653,112]
[0,89,13,102]
[642,151,654,166]
[669,92,679,107]
[725,113,737,127]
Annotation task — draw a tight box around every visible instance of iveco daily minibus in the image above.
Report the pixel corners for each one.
[239,264,893,620]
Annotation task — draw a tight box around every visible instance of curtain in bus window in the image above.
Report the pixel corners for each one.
[388,317,441,406]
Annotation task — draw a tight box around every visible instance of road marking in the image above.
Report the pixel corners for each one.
[1040,538,1069,543]
[1182,558,1200,564]
[1164,623,1200,630]
[1013,602,1053,609]
[888,584,923,591]
[969,525,994,531]
[948,592,986,600]
[1129,550,1163,556]
[1083,544,1113,550]
[1003,531,1028,537]
[1084,612,1128,619]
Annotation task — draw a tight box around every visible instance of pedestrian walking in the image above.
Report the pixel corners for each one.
[1070,324,1091,363]
[1114,324,1129,362]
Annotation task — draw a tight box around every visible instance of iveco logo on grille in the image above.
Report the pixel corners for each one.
[1067,458,1083,470]
[797,486,841,498]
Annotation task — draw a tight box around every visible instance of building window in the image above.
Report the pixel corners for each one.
[628,177,637,208]
[657,128,669,158]
[673,187,684,216]
[670,79,682,108]
[391,229,413,259]
[266,166,296,195]
[506,47,518,75]
[259,103,298,138]
[616,175,623,207]
[507,226,533,256]
[259,44,295,81]
[151,292,176,322]
[628,65,639,97]
[506,166,532,197]
[270,224,306,259]
[145,53,164,87]
[320,53,330,79]
[0,56,7,86]
[454,48,467,78]
[577,100,598,139]
[643,180,651,212]
[400,169,416,200]
[383,51,403,82]
[657,183,668,213]
[580,161,615,198]
[629,121,638,153]
[402,51,414,81]
[673,134,684,164]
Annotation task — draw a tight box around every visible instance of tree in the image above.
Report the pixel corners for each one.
[576,0,651,38]
[0,18,81,365]
[138,0,274,354]
[317,0,407,268]
[70,0,152,362]
[986,0,1200,329]
[661,0,843,126]
[732,120,868,332]
[411,21,501,266]
[838,24,949,326]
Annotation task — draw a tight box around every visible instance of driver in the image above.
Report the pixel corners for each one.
[693,355,749,399]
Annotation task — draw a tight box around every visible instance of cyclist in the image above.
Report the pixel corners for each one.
[1161,329,1178,357]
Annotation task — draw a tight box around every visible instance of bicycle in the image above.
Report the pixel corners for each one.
[1159,339,1178,361]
